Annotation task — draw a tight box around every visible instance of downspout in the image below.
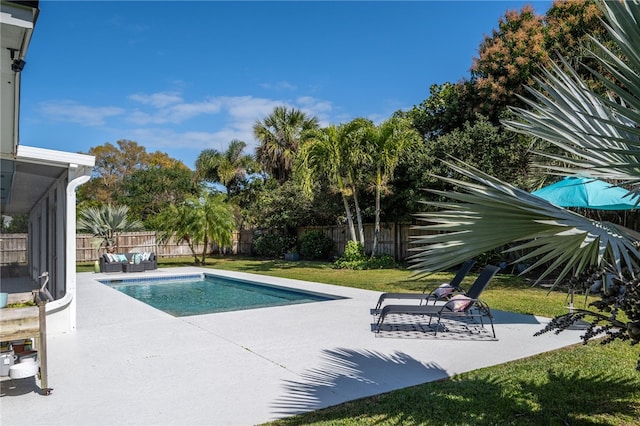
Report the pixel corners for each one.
[44,170,90,333]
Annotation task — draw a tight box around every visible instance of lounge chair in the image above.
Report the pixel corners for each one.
[375,264,500,338]
[374,260,476,311]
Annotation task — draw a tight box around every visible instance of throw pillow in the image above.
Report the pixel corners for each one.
[450,295,472,312]
[117,254,128,262]
[433,284,454,298]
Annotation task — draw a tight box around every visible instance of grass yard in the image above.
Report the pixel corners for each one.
[78,256,640,424]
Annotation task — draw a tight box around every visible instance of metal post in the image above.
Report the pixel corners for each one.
[37,297,51,395]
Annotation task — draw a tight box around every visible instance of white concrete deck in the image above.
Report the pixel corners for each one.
[1,268,584,425]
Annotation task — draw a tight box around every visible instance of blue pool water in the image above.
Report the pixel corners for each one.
[99,274,340,317]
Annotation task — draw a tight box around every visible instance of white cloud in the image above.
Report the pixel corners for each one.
[126,98,223,125]
[125,126,257,166]
[295,96,334,126]
[38,92,340,161]
[39,100,124,126]
[221,96,283,125]
[129,91,183,108]
[126,96,286,150]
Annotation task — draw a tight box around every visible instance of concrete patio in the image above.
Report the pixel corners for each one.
[1,268,585,425]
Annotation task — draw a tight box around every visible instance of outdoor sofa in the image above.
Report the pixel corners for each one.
[99,252,157,273]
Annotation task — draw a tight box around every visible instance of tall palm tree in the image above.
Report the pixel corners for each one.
[410,1,640,362]
[342,117,374,247]
[77,204,144,253]
[195,140,256,197]
[296,124,360,243]
[366,117,420,256]
[253,106,319,183]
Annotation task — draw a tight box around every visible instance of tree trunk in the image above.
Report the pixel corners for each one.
[201,236,208,265]
[185,238,199,265]
[341,193,358,242]
[351,184,365,247]
[371,182,381,258]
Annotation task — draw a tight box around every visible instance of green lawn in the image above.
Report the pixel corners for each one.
[78,256,640,424]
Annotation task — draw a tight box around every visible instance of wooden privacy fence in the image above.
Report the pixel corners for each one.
[74,230,255,262]
[1,224,433,265]
[0,233,28,264]
[297,223,434,260]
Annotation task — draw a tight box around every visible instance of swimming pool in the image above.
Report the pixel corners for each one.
[98,274,342,317]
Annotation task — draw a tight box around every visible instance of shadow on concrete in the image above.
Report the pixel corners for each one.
[270,347,448,417]
[271,356,640,425]
[0,376,43,397]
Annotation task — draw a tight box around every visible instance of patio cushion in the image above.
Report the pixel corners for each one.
[450,295,472,312]
[433,284,454,298]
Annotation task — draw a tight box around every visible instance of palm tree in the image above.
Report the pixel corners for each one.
[253,106,319,183]
[342,117,374,247]
[296,124,360,243]
[77,205,144,253]
[156,193,235,265]
[410,1,640,363]
[365,117,420,256]
[195,140,256,197]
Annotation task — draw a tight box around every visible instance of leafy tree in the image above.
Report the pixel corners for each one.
[544,0,611,92]
[195,139,257,198]
[117,163,200,227]
[384,143,432,221]
[77,205,144,253]
[405,81,479,140]
[156,193,235,265]
[78,140,190,207]
[471,0,612,123]
[253,106,319,183]
[410,1,640,369]
[365,116,420,256]
[426,114,531,187]
[388,115,531,221]
[472,4,548,121]
[1,214,28,233]
[407,1,612,148]
[238,178,342,231]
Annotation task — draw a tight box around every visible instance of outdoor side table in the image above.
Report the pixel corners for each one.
[123,263,145,273]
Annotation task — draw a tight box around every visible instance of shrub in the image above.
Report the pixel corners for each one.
[252,233,296,258]
[334,241,396,269]
[366,254,396,269]
[342,241,366,261]
[299,230,334,260]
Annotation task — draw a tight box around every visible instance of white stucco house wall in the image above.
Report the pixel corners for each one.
[1,0,95,333]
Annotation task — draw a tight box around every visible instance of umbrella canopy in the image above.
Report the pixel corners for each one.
[531,176,637,210]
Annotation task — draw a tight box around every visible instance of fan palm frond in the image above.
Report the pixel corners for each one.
[410,159,640,285]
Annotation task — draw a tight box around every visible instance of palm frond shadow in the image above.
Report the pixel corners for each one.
[270,348,448,418]
[272,362,640,425]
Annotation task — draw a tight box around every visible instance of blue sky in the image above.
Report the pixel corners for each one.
[20,1,551,169]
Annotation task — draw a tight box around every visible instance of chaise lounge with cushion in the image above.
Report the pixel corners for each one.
[374,264,500,338]
[374,259,476,312]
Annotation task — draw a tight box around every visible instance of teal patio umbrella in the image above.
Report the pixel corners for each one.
[532,176,637,210]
